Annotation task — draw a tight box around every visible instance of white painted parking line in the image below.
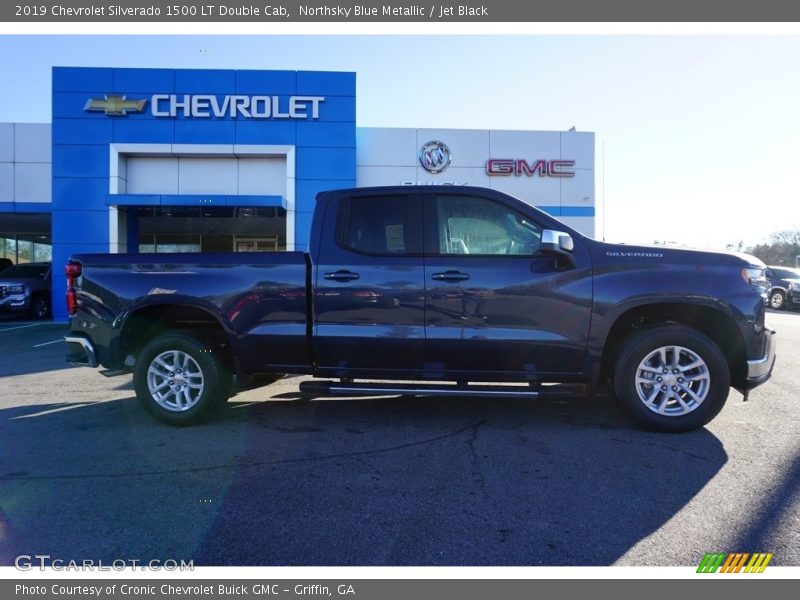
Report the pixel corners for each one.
[0,323,44,333]
[33,339,64,348]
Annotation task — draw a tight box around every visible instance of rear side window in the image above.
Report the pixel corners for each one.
[340,195,420,255]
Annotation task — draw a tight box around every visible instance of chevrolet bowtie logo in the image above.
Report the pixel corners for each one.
[83,95,147,116]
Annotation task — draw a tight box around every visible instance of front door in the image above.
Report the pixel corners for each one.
[423,191,592,380]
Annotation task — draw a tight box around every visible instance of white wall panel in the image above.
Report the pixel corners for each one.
[489,175,561,206]
[356,166,418,187]
[14,163,51,202]
[127,157,179,194]
[490,130,561,158]
[416,129,490,168]
[0,163,12,201]
[560,131,594,170]
[178,158,237,195]
[14,124,51,163]
[237,157,286,195]
[0,124,13,162]
[356,128,418,167]
[560,171,595,205]
[413,166,488,186]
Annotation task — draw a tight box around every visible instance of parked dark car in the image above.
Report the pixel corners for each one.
[0,262,52,319]
[765,265,800,310]
[65,186,775,432]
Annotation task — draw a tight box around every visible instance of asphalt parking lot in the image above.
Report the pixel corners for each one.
[0,311,798,567]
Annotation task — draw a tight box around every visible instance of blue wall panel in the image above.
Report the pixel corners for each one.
[53,67,113,93]
[113,68,175,93]
[296,147,356,180]
[297,121,356,147]
[295,180,349,206]
[113,118,175,143]
[175,69,236,94]
[174,119,236,144]
[294,212,315,246]
[234,120,297,145]
[236,70,297,95]
[53,178,110,210]
[52,118,114,145]
[53,210,109,244]
[297,71,356,96]
[52,145,109,179]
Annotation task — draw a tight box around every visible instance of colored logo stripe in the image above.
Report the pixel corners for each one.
[697,552,773,573]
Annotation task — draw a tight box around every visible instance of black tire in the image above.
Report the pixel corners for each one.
[769,289,785,310]
[133,333,232,426]
[30,294,50,320]
[613,325,730,432]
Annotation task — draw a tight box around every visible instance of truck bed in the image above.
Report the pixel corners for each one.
[69,251,311,373]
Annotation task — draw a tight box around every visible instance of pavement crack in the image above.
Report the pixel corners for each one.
[0,420,487,481]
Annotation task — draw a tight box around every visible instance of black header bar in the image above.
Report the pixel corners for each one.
[4,0,800,22]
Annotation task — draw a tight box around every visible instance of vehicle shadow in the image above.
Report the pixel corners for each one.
[0,391,728,566]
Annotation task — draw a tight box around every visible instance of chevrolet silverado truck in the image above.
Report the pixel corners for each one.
[64,186,776,432]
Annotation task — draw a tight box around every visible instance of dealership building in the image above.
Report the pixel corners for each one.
[0,67,595,318]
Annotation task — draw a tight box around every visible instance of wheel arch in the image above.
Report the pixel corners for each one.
[117,300,237,372]
[599,301,747,388]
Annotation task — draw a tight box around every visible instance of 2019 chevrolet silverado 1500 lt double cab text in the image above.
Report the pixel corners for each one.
[64,186,776,432]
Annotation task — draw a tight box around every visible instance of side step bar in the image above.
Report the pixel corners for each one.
[299,380,579,399]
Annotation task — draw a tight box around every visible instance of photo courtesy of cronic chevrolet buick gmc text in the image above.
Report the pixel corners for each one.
[64,186,776,432]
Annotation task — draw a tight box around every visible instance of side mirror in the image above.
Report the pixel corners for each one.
[539,230,575,269]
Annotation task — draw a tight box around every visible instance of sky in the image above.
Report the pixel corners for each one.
[0,33,798,251]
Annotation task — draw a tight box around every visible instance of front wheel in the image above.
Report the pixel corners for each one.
[613,325,730,432]
[133,333,232,425]
[769,289,785,310]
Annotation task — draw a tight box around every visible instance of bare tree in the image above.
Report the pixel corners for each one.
[747,230,800,266]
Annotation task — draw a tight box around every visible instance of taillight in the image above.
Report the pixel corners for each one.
[65,261,82,316]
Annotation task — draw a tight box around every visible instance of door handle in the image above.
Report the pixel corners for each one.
[431,271,470,282]
[324,270,360,282]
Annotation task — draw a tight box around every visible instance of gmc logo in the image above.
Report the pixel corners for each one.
[486,159,575,177]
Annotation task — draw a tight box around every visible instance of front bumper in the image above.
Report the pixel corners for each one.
[744,327,776,388]
[64,334,98,368]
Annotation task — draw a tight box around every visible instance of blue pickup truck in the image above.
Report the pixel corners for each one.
[65,186,776,432]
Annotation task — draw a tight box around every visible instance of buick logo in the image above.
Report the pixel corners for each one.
[419,141,452,173]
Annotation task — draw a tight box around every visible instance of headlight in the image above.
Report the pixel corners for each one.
[741,266,767,287]
[6,285,24,294]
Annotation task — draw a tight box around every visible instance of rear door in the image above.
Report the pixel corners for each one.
[313,190,426,377]
[422,190,592,379]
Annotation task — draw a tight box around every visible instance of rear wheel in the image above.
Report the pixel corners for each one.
[613,325,730,432]
[133,333,231,425]
[30,294,50,319]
